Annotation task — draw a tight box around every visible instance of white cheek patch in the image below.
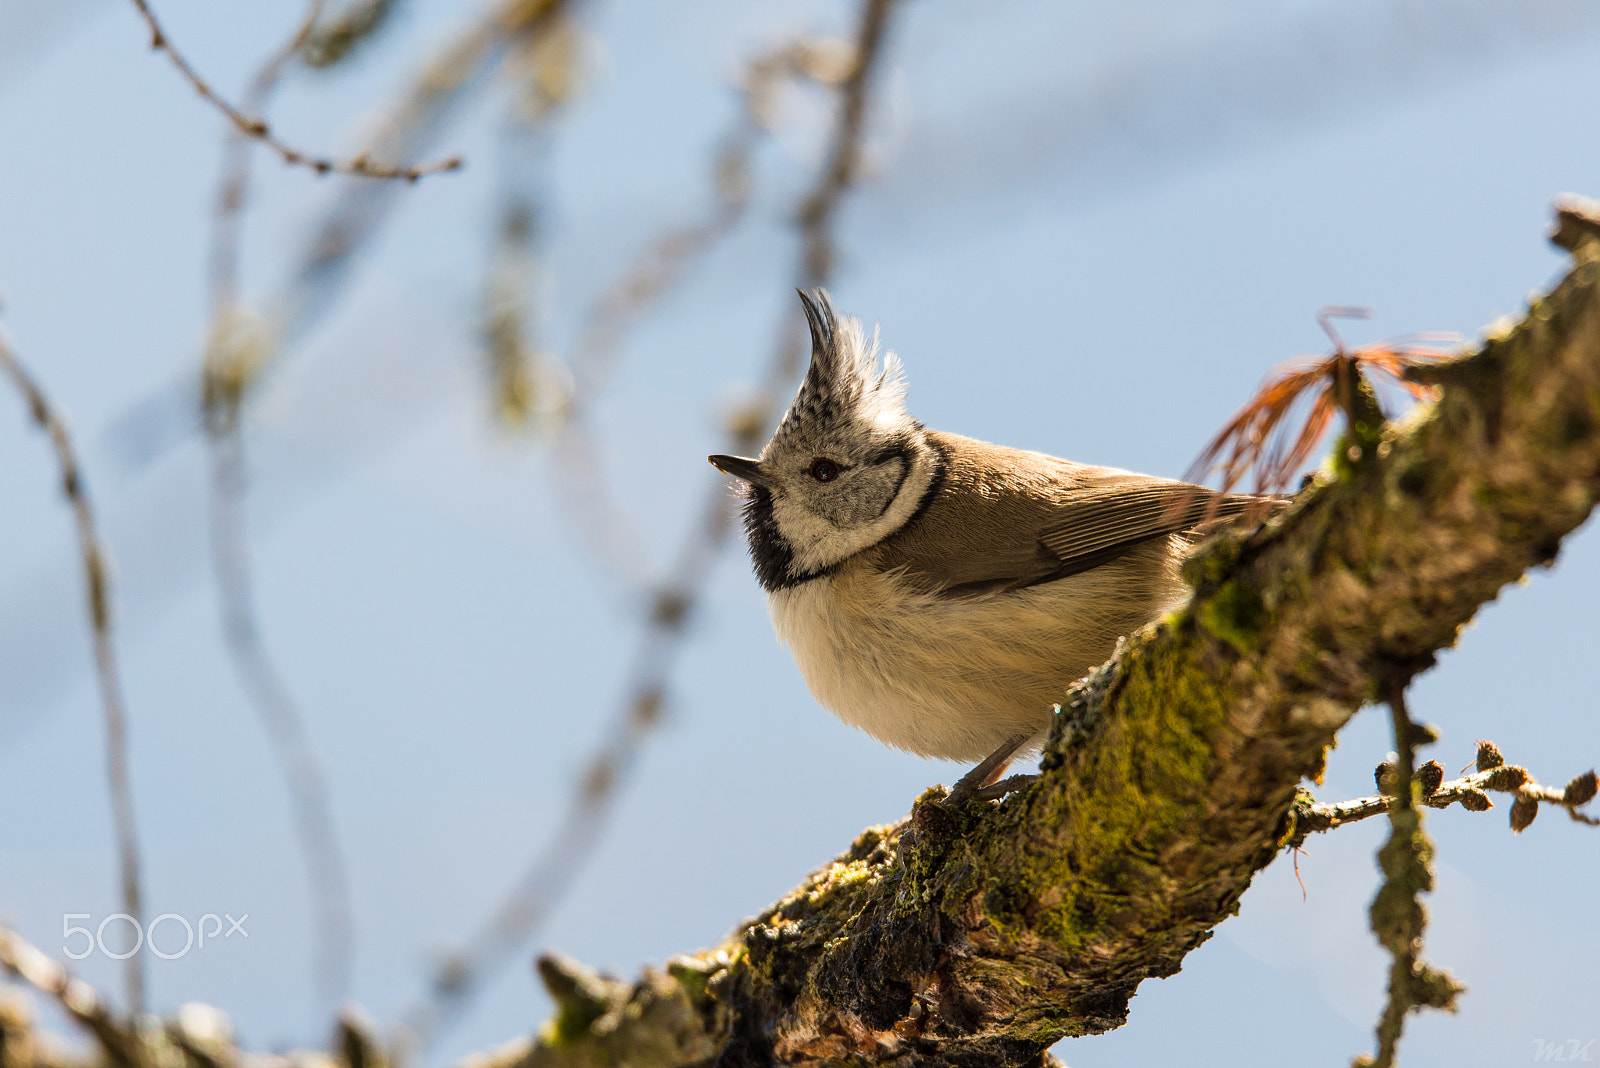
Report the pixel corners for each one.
[777,453,936,576]
[816,461,904,527]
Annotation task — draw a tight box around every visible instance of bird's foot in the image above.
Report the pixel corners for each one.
[945,732,1034,804]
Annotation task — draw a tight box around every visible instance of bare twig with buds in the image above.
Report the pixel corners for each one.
[122,0,462,180]
[1288,723,1597,1068]
[0,329,146,1016]
[105,0,572,470]
[1287,738,1600,847]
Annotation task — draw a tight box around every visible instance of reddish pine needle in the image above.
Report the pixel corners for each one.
[1185,308,1456,497]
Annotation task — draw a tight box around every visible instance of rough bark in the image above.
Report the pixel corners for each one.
[484,205,1600,1068]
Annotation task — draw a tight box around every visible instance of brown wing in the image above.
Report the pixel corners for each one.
[1038,482,1277,575]
[870,431,1282,597]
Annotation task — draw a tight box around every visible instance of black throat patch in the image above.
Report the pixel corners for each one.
[742,486,803,593]
[740,433,946,593]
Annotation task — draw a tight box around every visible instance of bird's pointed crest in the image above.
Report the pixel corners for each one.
[771,289,909,454]
[798,289,836,374]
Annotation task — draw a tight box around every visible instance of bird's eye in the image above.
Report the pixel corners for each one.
[808,458,841,482]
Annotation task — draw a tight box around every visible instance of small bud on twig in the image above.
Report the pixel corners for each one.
[1563,770,1599,808]
[1510,795,1539,833]
[1375,761,1395,794]
[1417,760,1444,796]
[1483,764,1529,792]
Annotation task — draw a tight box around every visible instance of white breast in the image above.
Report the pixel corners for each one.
[766,554,1187,762]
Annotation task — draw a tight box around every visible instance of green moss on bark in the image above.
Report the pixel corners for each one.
[493,225,1600,1068]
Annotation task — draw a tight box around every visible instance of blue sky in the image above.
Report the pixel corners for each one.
[1,0,1597,1064]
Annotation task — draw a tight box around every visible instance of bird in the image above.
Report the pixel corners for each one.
[710,290,1278,802]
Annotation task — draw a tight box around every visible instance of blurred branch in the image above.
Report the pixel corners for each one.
[551,36,855,584]
[893,0,1599,216]
[202,0,355,1016]
[482,140,557,429]
[278,0,570,348]
[567,36,859,398]
[108,0,574,473]
[796,7,889,284]
[0,926,139,1065]
[301,0,405,69]
[205,425,356,1016]
[1,925,390,1068]
[0,327,146,1015]
[123,0,462,180]
[252,0,572,408]
[480,15,583,429]
[208,0,327,311]
[396,0,903,1049]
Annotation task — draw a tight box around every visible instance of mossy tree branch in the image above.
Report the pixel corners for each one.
[4,206,1600,1068]
[493,202,1600,1067]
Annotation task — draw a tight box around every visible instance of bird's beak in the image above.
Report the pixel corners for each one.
[708,454,772,488]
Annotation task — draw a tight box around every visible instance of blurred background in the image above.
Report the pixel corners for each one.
[1,0,1597,1064]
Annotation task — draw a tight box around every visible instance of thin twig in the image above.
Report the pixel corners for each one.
[202,0,355,1016]
[103,0,624,469]
[122,0,462,180]
[565,37,848,398]
[1291,743,1598,843]
[548,186,750,585]
[480,16,582,429]
[203,428,356,1017]
[207,433,356,1015]
[550,38,842,583]
[208,0,328,312]
[1364,683,1421,1068]
[248,0,570,397]
[1510,780,1600,827]
[796,6,891,284]
[395,0,902,1048]
[301,0,405,69]
[0,329,146,1016]
[482,143,551,429]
